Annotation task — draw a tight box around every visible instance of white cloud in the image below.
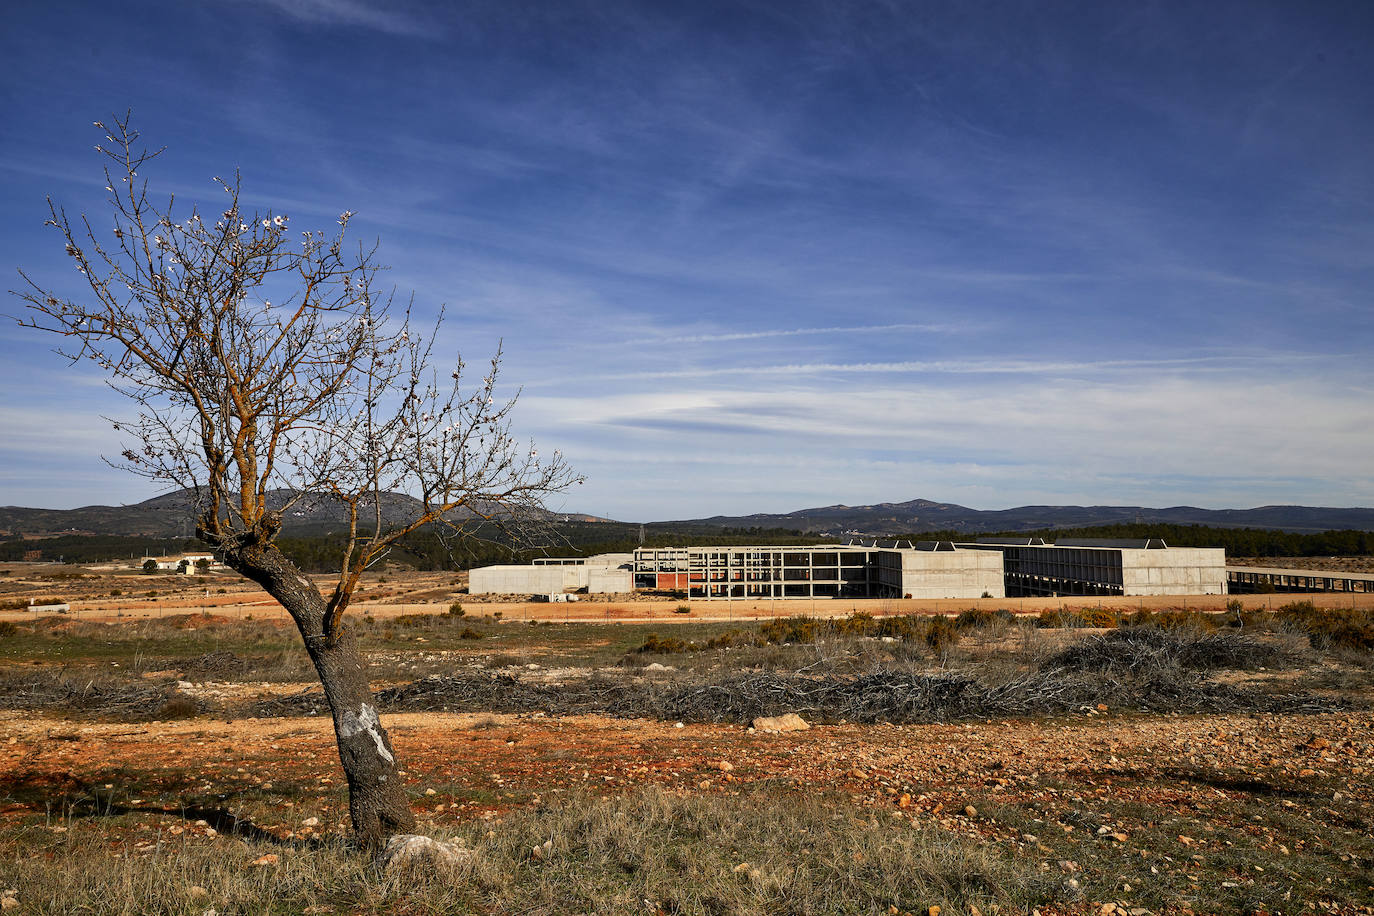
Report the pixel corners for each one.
[247,0,432,36]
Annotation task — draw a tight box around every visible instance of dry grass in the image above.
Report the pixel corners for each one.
[0,785,1063,915]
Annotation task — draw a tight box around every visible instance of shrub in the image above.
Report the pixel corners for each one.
[704,629,765,649]
[155,694,200,720]
[635,633,698,654]
[448,601,465,617]
[955,608,1015,631]
[925,617,961,654]
[1038,608,1118,629]
[0,621,18,638]
[674,604,691,614]
[873,615,920,641]
[109,589,122,596]
[395,613,430,627]
[459,627,483,640]
[759,616,826,645]
[1151,609,1218,631]
[1278,602,1374,651]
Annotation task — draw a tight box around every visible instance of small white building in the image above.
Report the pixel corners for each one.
[139,554,219,574]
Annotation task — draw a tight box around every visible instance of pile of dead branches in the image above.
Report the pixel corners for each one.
[273,667,1356,725]
[182,650,251,681]
[0,669,200,719]
[1044,628,1297,676]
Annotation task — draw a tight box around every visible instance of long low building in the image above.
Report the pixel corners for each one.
[467,538,1229,599]
[633,543,1005,600]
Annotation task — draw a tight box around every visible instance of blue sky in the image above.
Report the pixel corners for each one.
[2,0,1372,520]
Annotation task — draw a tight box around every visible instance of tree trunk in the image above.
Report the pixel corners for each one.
[231,543,416,848]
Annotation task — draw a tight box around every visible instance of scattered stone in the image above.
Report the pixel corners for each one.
[751,713,809,733]
[248,853,279,867]
[963,805,977,818]
[716,760,734,772]
[188,886,208,900]
[301,817,319,827]
[377,834,473,875]
[0,896,17,912]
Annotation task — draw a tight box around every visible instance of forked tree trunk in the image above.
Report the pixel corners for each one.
[231,543,416,848]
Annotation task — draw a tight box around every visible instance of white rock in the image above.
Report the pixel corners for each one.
[751,713,809,733]
[377,834,473,875]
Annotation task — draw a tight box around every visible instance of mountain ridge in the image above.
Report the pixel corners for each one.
[3,493,1372,539]
[672,497,1374,536]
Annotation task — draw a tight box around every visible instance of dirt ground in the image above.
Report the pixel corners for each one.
[2,565,1373,913]
[3,705,1372,914]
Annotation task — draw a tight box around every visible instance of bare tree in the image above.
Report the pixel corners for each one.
[13,115,581,847]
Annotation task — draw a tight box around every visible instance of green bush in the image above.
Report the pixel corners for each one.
[635,633,698,654]
[448,601,465,617]
[0,621,18,638]
[925,616,961,653]
[955,607,1015,631]
[1038,607,1118,629]
[1278,601,1374,651]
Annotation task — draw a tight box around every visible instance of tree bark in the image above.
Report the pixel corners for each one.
[229,542,416,848]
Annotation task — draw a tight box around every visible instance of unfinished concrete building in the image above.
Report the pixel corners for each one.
[467,538,1227,599]
[631,543,1004,600]
[962,538,1227,597]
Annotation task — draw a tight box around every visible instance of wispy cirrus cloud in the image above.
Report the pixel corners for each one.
[619,322,973,346]
[247,0,434,36]
[565,352,1341,384]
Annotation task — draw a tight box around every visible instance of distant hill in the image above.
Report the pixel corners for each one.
[674,498,1374,536]
[0,490,612,539]
[4,492,1372,541]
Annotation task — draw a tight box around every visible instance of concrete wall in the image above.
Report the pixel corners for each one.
[893,549,1005,599]
[469,565,584,595]
[470,560,632,595]
[1120,547,1227,596]
[587,567,633,593]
